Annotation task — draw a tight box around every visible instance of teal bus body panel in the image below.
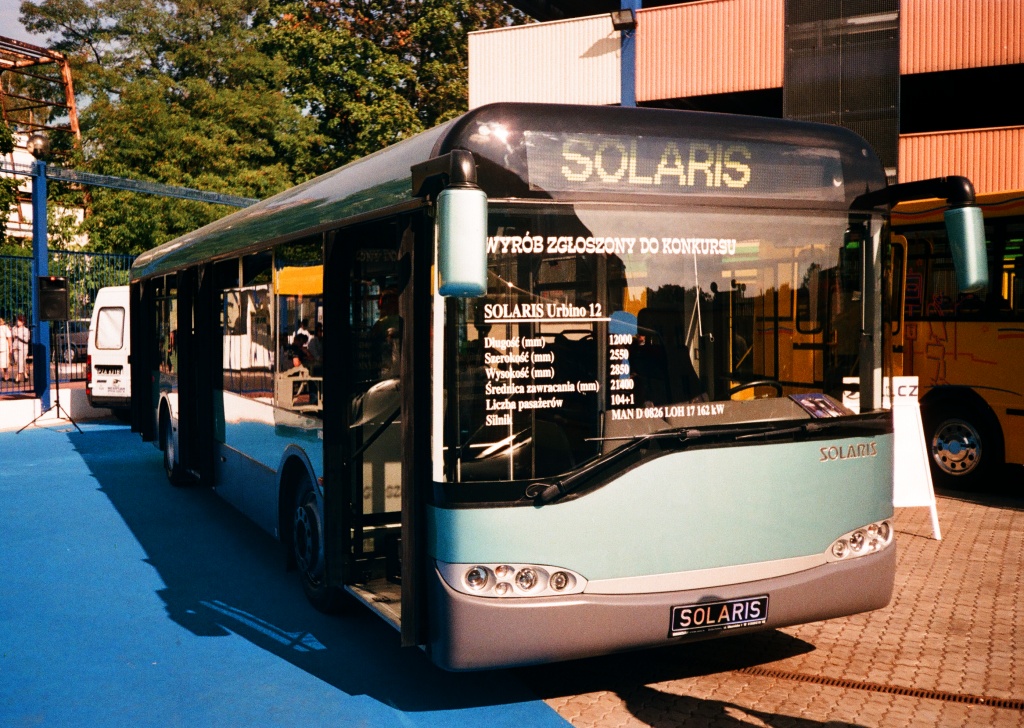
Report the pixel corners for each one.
[209,391,324,536]
[220,420,324,475]
[428,434,894,581]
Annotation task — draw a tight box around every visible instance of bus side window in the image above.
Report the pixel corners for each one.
[215,259,242,395]
[155,275,178,375]
[275,239,324,412]
[1013,255,1024,318]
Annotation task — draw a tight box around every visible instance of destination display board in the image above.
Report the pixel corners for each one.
[524,131,845,202]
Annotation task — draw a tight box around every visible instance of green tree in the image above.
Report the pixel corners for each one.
[0,121,23,249]
[266,0,525,170]
[18,0,524,254]
[20,0,325,254]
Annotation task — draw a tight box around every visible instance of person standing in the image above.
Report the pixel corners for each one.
[0,316,11,381]
[11,314,31,384]
[306,323,324,405]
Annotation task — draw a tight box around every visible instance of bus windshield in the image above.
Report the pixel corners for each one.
[446,202,880,484]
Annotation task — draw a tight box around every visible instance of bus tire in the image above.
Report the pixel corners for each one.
[921,397,1003,492]
[292,479,344,613]
[160,408,187,487]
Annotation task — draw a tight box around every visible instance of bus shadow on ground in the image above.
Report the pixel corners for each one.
[619,685,862,728]
[68,425,828,722]
[935,464,1024,509]
[66,426,544,714]
[516,629,814,698]
[516,634,862,727]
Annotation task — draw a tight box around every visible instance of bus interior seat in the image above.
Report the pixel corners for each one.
[632,307,704,404]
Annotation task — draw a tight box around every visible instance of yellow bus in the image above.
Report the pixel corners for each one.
[892,190,1024,489]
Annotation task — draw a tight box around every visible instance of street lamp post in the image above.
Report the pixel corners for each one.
[613,1,640,108]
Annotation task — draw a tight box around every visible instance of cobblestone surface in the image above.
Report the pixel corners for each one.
[520,491,1024,727]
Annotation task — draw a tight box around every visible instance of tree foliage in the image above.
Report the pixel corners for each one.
[16,0,522,254]
[0,121,22,247]
[268,1,524,169]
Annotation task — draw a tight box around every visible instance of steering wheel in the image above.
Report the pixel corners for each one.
[727,379,784,398]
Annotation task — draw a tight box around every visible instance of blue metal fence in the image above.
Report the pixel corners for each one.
[0,251,134,396]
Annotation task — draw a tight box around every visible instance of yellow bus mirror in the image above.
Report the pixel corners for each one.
[944,206,988,294]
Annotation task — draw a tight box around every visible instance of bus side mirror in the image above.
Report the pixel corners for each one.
[944,206,987,294]
[437,185,488,297]
[855,175,987,295]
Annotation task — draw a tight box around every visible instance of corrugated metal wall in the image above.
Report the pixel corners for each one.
[465,2,1022,194]
[899,126,1024,193]
[902,0,1024,74]
[636,0,784,102]
[469,0,1024,103]
[468,15,621,109]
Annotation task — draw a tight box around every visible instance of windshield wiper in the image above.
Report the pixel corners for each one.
[533,416,890,505]
[533,436,650,505]
[533,427,725,505]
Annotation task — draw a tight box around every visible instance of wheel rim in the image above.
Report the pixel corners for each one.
[930,418,982,477]
[293,494,324,582]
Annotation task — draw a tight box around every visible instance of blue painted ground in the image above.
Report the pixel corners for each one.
[0,422,569,727]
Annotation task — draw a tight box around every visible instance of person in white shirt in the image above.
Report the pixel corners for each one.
[0,316,11,381]
[11,314,31,384]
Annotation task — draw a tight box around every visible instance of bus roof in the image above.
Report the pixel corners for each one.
[132,103,885,281]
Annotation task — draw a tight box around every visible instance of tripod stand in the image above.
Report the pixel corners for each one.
[17,323,83,434]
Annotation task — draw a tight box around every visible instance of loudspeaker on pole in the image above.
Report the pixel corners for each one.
[38,276,70,322]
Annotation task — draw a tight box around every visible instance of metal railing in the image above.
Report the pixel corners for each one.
[0,250,134,395]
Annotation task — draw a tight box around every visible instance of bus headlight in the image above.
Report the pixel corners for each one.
[849,530,866,552]
[827,519,894,562]
[877,520,892,542]
[515,568,538,591]
[831,539,848,559]
[465,566,489,590]
[438,561,587,598]
[549,571,571,591]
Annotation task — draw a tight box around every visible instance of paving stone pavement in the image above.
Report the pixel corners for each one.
[519,490,1024,727]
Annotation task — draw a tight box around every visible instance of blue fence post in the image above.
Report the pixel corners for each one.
[31,159,50,409]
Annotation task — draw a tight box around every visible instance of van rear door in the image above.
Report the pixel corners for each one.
[87,286,132,410]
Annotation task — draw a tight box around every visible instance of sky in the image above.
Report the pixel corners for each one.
[1,0,46,45]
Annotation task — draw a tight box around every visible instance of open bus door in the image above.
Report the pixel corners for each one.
[169,266,218,484]
[322,215,430,648]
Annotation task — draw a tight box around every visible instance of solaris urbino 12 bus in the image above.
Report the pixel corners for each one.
[129,103,987,670]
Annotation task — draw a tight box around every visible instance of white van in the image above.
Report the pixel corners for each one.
[87,285,131,412]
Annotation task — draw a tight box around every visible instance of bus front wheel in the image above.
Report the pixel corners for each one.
[292,481,343,613]
[922,400,1003,491]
